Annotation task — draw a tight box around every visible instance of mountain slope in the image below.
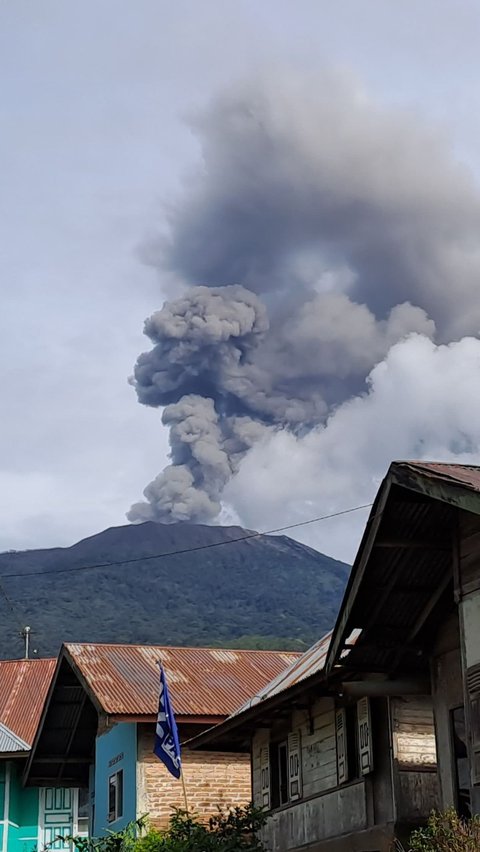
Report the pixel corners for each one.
[0,522,350,659]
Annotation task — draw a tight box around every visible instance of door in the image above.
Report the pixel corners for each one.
[39,788,75,850]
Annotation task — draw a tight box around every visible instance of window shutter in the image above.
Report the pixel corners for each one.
[260,747,270,808]
[467,665,480,785]
[357,697,373,775]
[336,708,348,784]
[288,732,302,801]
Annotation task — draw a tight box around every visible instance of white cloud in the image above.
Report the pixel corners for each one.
[225,334,480,562]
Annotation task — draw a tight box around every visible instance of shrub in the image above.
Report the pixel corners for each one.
[135,804,267,852]
[61,805,267,852]
[405,808,480,852]
[56,817,147,852]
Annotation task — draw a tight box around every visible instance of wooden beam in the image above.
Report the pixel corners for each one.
[406,570,452,642]
[26,778,87,787]
[359,554,406,633]
[36,757,90,764]
[341,678,430,697]
[374,538,450,550]
[58,692,87,782]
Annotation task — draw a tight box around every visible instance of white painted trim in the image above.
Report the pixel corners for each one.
[2,762,11,852]
[72,789,79,836]
[37,787,44,852]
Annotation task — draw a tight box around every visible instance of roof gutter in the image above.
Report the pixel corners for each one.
[107,713,225,726]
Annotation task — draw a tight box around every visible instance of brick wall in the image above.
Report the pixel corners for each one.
[137,725,251,828]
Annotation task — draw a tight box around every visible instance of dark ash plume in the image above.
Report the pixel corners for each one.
[129,72,480,524]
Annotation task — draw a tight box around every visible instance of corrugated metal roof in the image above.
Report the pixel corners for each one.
[0,721,30,753]
[185,631,363,750]
[64,643,299,717]
[400,461,480,492]
[232,632,332,716]
[0,659,56,746]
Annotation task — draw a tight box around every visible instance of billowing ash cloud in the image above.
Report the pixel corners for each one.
[129,72,480,524]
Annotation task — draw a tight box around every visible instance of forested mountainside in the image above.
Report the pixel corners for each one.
[0,521,350,659]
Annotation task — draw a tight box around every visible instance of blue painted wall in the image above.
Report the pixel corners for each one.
[94,723,137,836]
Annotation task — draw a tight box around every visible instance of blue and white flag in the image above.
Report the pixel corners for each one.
[153,664,182,779]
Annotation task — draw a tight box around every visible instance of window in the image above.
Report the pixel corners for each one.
[336,698,372,784]
[346,704,360,780]
[451,707,471,819]
[270,741,288,809]
[108,770,123,823]
[267,732,303,809]
[336,705,359,783]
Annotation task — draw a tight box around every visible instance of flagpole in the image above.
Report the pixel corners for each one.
[180,768,189,815]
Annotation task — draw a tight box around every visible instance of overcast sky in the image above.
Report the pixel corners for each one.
[2,0,480,562]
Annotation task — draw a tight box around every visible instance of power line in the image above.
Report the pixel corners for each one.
[0,502,372,581]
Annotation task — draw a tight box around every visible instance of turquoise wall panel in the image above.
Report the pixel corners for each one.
[94,723,137,836]
[4,762,39,852]
[0,761,5,817]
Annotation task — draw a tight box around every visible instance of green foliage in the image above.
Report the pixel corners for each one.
[134,805,267,852]
[405,809,480,852]
[213,635,310,651]
[62,806,267,852]
[58,817,147,852]
[135,804,266,852]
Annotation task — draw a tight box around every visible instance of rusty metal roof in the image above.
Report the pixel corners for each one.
[397,461,480,493]
[0,658,56,747]
[64,643,299,718]
[232,632,332,715]
[186,632,350,751]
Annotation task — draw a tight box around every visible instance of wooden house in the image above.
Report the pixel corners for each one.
[192,460,480,851]
[326,461,480,821]
[190,626,438,852]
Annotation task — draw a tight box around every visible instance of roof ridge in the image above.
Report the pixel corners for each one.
[64,642,301,656]
[0,658,55,664]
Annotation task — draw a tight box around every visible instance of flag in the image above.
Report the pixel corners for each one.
[154,664,182,779]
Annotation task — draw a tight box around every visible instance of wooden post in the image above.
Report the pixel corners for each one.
[180,769,189,815]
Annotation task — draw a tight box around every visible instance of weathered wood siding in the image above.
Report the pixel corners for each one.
[431,609,463,811]
[252,697,374,851]
[392,697,437,769]
[292,699,337,796]
[458,509,480,814]
[252,698,337,810]
[260,781,368,852]
[391,696,439,826]
[396,771,439,824]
